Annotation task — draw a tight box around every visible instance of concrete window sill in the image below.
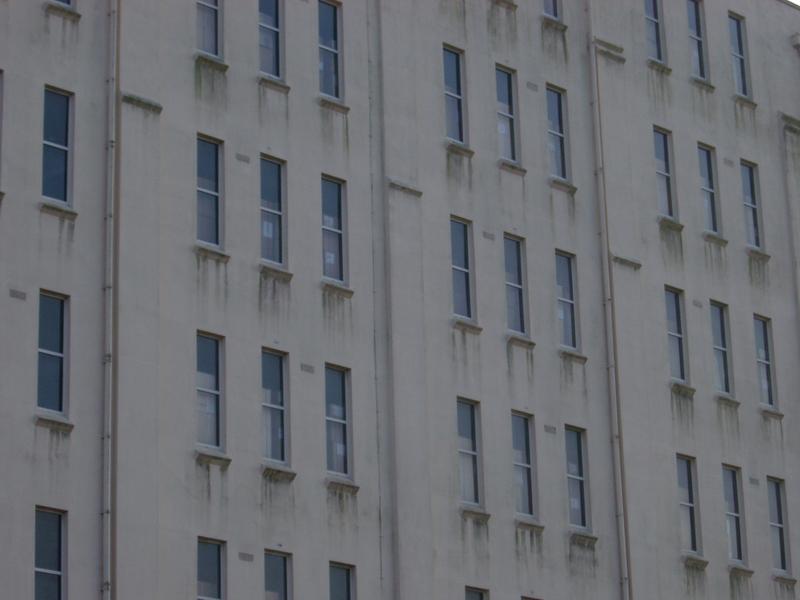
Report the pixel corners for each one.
[760,404,784,420]
[326,476,359,494]
[446,140,475,158]
[195,53,229,73]
[44,1,81,21]
[35,411,74,433]
[452,316,483,334]
[746,246,770,263]
[715,393,739,408]
[611,255,642,270]
[647,58,672,75]
[322,279,354,298]
[658,215,684,232]
[570,530,598,548]
[733,94,757,110]
[728,564,754,578]
[559,348,587,364]
[515,516,544,532]
[773,573,797,587]
[387,178,423,198]
[122,93,163,115]
[548,177,577,195]
[670,380,696,399]
[690,76,715,92]
[195,447,231,469]
[40,200,78,220]
[318,95,350,114]
[195,243,230,263]
[682,553,709,570]
[258,75,291,94]
[460,505,491,522]
[507,332,535,349]
[490,0,517,10]
[262,462,297,482]
[260,262,293,282]
[498,159,527,176]
[541,14,567,32]
[703,231,728,246]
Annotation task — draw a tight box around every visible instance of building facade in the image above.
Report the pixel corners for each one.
[1,0,800,599]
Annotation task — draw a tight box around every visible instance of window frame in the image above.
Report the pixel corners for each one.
[260,155,286,266]
[329,563,354,600]
[265,550,292,600]
[543,0,560,20]
[697,144,718,234]
[262,348,289,464]
[728,13,751,98]
[258,0,283,79]
[512,412,536,517]
[457,399,483,506]
[654,127,675,218]
[555,251,578,349]
[197,0,222,58]
[546,86,569,181]
[768,477,789,573]
[503,234,527,334]
[197,135,223,247]
[677,455,701,554]
[741,161,762,249]
[42,87,73,206]
[710,301,731,395]
[196,333,224,450]
[197,538,225,600]
[495,66,518,162]
[37,291,69,414]
[35,507,66,600]
[318,0,342,99]
[450,217,475,320]
[687,0,708,80]
[465,587,487,600]
[645,0,666,63]
[443,46,467,144]
[723,466,746,564]
[665,287,687,382]
[565,426,589,529]
[321,176,347,283]
[324,364,352,477]
[754,315,775,407]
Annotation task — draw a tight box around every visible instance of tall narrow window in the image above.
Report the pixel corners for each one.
[35,509,64,600]
[723,467,745,562]
[504,236,525,333]
[729,14,749,97]
[325,366,349,475]
[698,145,717,232]
[687,0,707,79]
[496,67,516,161]
[457,400,480,505]
[259,0,280,77]
[556,252,577,348]
[546,87,567,179]
[262,350,286,462]
[768,478,788,572]
[665,288,686,381]
[197,138,220,245]
[329,564,352,600]
[197,335,221,447]
[198,540,223,600]
[265,552,289,600]
[197,0,220,56]
[566,427,587,528]
[451,219,473,319]
[654,129,673,217]
[38,293,66,412]
[754,316,774,406]
[741,162,761,248]
[443,48,464,143]
[322,178,344,281]
[677,456,699,553]
[512,413,534,516]
[543,0,559,19]
[261,158,283,264]
[319,1,340,98]
[465,589,486,600]
[645,0,664,61]
[42,89,70,203]
[710,302,730,394]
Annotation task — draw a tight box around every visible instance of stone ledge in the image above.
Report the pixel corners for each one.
[387,178,423,197]
[548,177,577,195]
[570,530,598,548]
[658,215,684,232]
[35,412,74,433]
[541,14,567,32]
[44,1,81,21]
[498,159,527,176]
[593,37,625,63]
[452,317,483,334]
[729,564,754,578]
[194,243,230,263]
[611,255,642,270]
[507,333,535,349]
[491,0,517,9]
[773,573,797,587]
[760,405,784,420]
[703,231,728,247]
[260,262,293,282]
[690,76,715,92]
[515,516,544,532]
[781,112,800,134]
[326,476,359,494]
[746,246,770,263]
[318,95,350,114]
[683,554,709,570]
[121,93,163,114]
[195,53,229,73]
[40,201,77,220]
[559,348,587,364]
[195,447,231,469]
[460,506,491,522]
[258,76,291,94]
[647,58,672,75]
[446,140,475,158]
[262,462,297,482]
[671,381,696,399]
[322,279,354,298]
[733,94,757,110]
[715,393,739,408]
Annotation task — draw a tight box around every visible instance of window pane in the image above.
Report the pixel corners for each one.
[714,349,729,392]
[702,190,716,231]
[691,40,704,78]
[260,28,280,76]
[37,353,63,411]
[668,336,684,380]
[445,96,463,142]
[457,402,475,452]
[453,270,471,318]
[656,174,671,216]
[566,430,582,477]
[261,160,281,212]
[264,406,284,461]
[498,114,514,160]
[319,2,338,49]
[654,131,669,172]
[724,469,738,513]
[558,300,575,348]
[197,140,218,192]
[754,319,769,361]
[546,89,562,133]
[197,336,219,390]
[44,91,69,146]
[711,305,724,347]
[259,0,279,28]
[262,352,283,407]
[544,0,558,17]
[35,511,61,571]
[197,542,221,599]
[329,566,350,600]
[325,368,346,419]
[35,572,60,600]
[323,230,343,280]
[322,180,341,229]
[265,553,287,600]
[197,4,218,55]
[459,452,478,503]
[326,420,348,473]
[665,291,680,334]
[646,20,661,60]
[261,211,282,263]
[450,221,468,269]
[512,415,530,464]
[727,514,741,559]
[504,239,521,285]
[773,526,786,570]
[42,145,68,201]
[568,478,585,526]
[197,191,219,244]
[496,70,512,114]
[319,48,339,97]
[645,0,658,19]
[769,481,783,524]
[759,363,772,405]
[443,50,461,95]
[677,459,692,503]
[514,464,533,514]
[197,390,219,446]
[687,0,700,36]
[39,296,64,352]
[506,285,524,333]
[466,591,484,600]
[680,505,696,551]
[555,254,572,299]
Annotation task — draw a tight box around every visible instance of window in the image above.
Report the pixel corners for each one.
[319,1,340,98]
[329,564,352,600]
[665,288,686,381]
[496,67,516,161]
[741,162,761,248]
[42,89,70,203]
[543,0,559,19]
[698,145,717,232]
[198,539,223,600]
[710,302,730,394]
[35,509,64,600]
[566,427,587,528]
[457,400,480,505]
[556,252,577,348]
[512,413,534,516]
[261,158,283,264]
[325,366,349,475]
[677,456,699,553]
[38,293,66,412]
[322,178,344,281]
[197,0,220,56]
[451,219,473,319]
[723,467,745,562]
[197,334,222,447]
[729,14,749,97]
[645,0,664,61]
[654,129,673,217]
[465,588,486,600]
[768,478,789,572]
[754,316,774,406]
[546,87,567,179]
[443,48,465,143]
[687,0,707,79]
[262,350,286,462]
[265,552,289,600]
[504,236,525,333]
[259,0,280,77]
[197,138,221,245]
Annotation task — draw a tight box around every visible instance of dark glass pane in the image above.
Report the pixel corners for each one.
[566,430,582,476]
[322,180,341,229]
[546,89,562,133]
[260,28,280,77]
[450,221,468,269]
[196,335,219,390]
[197,390,219,446]
[515,465,532,514]
[443,49,461,95]
[325,367,346,419]
[729,17,742,53]
[568,478,586,526]
[654,131,669,172]
[687,0,700,36]
[259,0,279,28]
[37,354,63,411]
[711,305,725,347]
[507,286,524,332]
[512,415,529,463]
[445,96,463,141]
[555,254,572,300]
[319,49,339,97]
[452,270,470,318]
[645,0,658,19]
[44,91,69,146]
[261,211,282,263]
[35,511,61,571]
[754,319,769,361]
[558,300,575,347]
[322,230,343,280]
[265,554,287,600]
[769,481,782,524]
[42,145,68,201]
[665,291,680,334]
[677,458,692,503]
[466,590,484,600]
[329,565,350,600]
[197,4,218,55]
[457,402,475,451]
[197,140,218,192]
[197,542,221,599]
[39,295,64,352]
[646,21,661,60]
[496,69,512,114]
[197,191,219,244]
[723,469,738,513]
[264,406,285,461]
[326,420,348,473]
[319,2,338,49]
[504,238,521,285]
[35,572,60,600]
[262,352,283,406]
[544,0,558,17]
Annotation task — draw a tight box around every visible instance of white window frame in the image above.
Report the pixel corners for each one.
[698,144,718,233]
[443,46,466,144]
[495,66,517,162]
[754,315,775,407]
[677,455,700,553]
[512,412,536,517]
[197,0,221,57]
[38,292,68,414]
[566,426,589,529]
[318,0,341,99]
[665,288,687,382]
[325,364,351,477]
[687,0,708,80]
[262,348,288,464]
[260,156,285,266]
[196,333,223,449]
[264,550,292,600]
[729,13,750,98]
[198,538,225,600]
[741,161,762,249]
[546,86,569,180]
[321,176,346,283]
[451,218,475,320]
[259,0,282,78]
[457,399,482,506]
[35,508,65,600]
[654,128,674,218]
[710,301,731,394]
[556,251,578,349]
[42,87,72,205]
[645,0,665,62]
[723,466,746,563]
[768,478,789,573]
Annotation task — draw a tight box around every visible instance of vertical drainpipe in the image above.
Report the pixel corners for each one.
[102,0,120,598]
[585,3,632,599]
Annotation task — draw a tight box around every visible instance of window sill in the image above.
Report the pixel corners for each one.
[657,215,684,233]
[569,530,598,549]
[702,231,728,247]
[34,411,74,433]
[387,177,423,197]
[715,393,739,408]
[44,1,81,21]
[746,246,770,263]
[507,332,535,349]
[260,262,293,282]
[548,176,577,195]
[40,200,78,220]
[515,516,544,532]
[647,58,672,76]
[670,380,695,399]
[690,76,715,92]
[195,52,229,73]
[541,14,567,32]
[195,447,231,468]
[611,254,643,270]
[490,0,517,8]
[728,564,754,578]
[322,279,354,298]
[318,95,350,114]
[682,553,709,570]
[759,404,784,420]
[452,316,483,334]
[559,347,587,364]
[733,94,757,110]
[258,75,290,94]
[262,461,297,482]
[121,92,163,114]
[497,159,527,176]
[326,475,359,494]
[446,140,475,158]
[460,505,491,522]
[773,573,797,587]
[194,243,230,263]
